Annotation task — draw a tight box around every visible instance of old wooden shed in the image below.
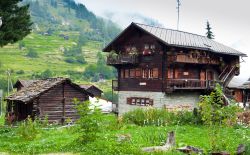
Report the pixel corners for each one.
[6,78,93,124]
[80,84,103,98]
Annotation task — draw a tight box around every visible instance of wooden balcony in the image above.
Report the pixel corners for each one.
[168,54,220,65]
[165,79,218,90]
[107,55,139,65]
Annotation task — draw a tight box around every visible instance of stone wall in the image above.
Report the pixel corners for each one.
[118,91,201,114]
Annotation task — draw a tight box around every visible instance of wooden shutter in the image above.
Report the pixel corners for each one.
[125,69,129,78]
[167,68,173,79]
[130,69,135,78]
[200,70,206,81]
[135,68,141,78]
[153,68,159,78]
[120,69,124,78]
[175,68,179,79]
[127,98,132,105]
[142,69,148,79]
[149,99,154,105]
[207,71,214,80]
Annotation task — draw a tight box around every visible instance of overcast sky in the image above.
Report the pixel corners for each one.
[76,0,250,84]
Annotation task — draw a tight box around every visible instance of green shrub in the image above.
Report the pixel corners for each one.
[16,70,25,74]
[32,69,53,79]
[17,116,41,140]
[65,57,76,63]
[122,108,199,126]
[40,69,53,78]
[18,41,25,50]
[198,84,241,152]
[73,99,103,143]
[26,48,38,58]
[76,55,86,64]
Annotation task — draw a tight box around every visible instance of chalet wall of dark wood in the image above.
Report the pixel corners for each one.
[103,22,246,114]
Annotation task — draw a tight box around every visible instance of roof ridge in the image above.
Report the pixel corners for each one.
[133,22,208,38]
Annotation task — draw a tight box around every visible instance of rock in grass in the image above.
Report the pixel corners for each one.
[142,131,175,152]
[177,145,203,154]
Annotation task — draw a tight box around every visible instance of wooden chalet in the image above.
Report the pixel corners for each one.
[6,78,93,124]
[228,80,250,108]
[80,84,103,98]
[103,22,246,114]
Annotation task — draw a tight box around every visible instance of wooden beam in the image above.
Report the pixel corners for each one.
[62,83,65,125]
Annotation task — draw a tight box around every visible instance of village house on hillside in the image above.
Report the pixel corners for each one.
[80,84,103,98]
[103,22,246,114]
[6,78,93,124]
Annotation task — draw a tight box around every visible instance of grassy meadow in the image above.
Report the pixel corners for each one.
[0,32,113,94]
[0,114,249,155]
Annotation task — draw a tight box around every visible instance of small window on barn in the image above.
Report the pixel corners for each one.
[125,69,129,78]
[120,69,124,78]
[153,68,159,78]
[135,68,141,78]
[130,69,135,78]
[150,44,155,50]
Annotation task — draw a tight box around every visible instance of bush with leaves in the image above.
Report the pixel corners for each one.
[18,41,25,50]
[198,84,241,152]
[65,57,77,64]
[17,116,41,140]
[33,69,53,79]
[26,48,38,58]
[76,55,86,64]
[16,70,25,74]
[122,108,200,126]
[73,98,103,143]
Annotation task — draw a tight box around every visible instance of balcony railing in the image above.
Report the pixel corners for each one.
[165,79,218,90]
[168,54,220,65]
[107,55,139,65]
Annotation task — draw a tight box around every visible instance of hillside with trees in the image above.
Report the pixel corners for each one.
[0,0,121,100]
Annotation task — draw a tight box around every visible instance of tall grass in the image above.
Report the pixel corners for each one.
[122,108,201,126]
[0,115,5,126]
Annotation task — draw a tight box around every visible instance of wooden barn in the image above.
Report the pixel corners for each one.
[80,84,103,98]
[6,78,93,124]
[13,79,38,91]
[103,22,246,114]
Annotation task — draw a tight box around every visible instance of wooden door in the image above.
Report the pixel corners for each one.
[207,71,214,80]
[200,70,206,87]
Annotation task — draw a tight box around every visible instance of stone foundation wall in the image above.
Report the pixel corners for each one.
[118,91,201,114]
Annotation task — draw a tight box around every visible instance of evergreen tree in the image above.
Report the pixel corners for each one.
[0,0,32,47]
[206,21,214,39]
